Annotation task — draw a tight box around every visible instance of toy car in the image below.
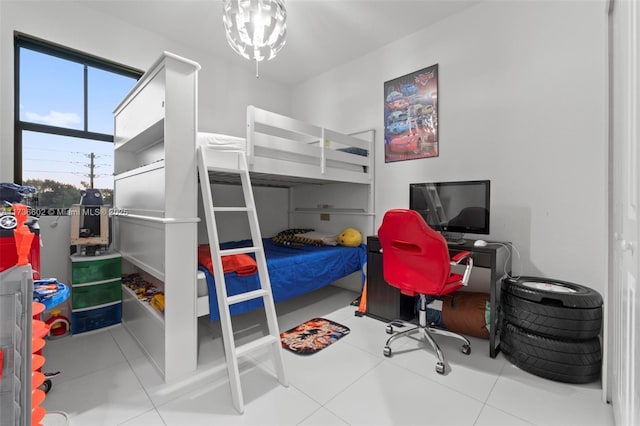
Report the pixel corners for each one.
[387,98,409,111]
[401,83,418,97]
[388,132,425,154]
[415,71,435,86]
[150,293,165,314]
[387,110,407,123]
[385,90,403,103]
[386,121,411,135]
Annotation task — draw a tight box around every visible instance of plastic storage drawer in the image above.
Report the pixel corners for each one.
[71,279,122,309]
[71,302,122,334]
[71,255,121,284]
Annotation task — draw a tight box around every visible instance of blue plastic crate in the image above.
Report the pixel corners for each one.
[72,302,121,334]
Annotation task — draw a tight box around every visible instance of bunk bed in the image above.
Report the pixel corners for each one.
[194,104,373,319]
[113,52,374,382]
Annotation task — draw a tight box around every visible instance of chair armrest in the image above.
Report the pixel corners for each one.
[450,251,473,286]
[450,251,472,264]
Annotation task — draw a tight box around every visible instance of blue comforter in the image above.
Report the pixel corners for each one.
[199,238,367,321]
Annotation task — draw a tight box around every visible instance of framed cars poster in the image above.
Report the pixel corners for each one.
[383,64,438,162]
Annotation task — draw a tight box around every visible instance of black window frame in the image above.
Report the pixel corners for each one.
[13,32,143,183]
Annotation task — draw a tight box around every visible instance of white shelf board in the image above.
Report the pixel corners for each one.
[115,159,165,181]
[115,118,164,153]
[121,284,164,325]
[119,251,165,282]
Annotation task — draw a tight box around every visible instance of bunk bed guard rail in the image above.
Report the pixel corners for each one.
[246,106,371,176]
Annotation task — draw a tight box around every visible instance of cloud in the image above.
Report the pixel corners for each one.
[25,110,81,127]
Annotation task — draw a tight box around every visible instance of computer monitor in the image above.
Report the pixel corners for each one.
[409,180,490,243]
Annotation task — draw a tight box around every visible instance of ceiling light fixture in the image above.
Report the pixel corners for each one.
[222,0,287,78]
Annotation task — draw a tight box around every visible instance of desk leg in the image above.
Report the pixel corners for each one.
[489,277,502,358]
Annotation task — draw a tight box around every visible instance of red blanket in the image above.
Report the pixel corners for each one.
[198,245,258,276]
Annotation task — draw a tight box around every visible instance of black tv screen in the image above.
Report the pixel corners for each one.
[409,180,490,239]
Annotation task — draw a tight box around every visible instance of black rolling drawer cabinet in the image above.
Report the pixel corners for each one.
[366,236,415,323]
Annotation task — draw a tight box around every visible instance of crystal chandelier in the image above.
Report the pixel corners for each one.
[222,0,287,77]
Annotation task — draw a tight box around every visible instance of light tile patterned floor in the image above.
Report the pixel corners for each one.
[41,286,614,426]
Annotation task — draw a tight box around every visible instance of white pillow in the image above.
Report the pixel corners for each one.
[294,231,338,246]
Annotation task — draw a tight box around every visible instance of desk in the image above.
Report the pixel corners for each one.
[366,236,511,358]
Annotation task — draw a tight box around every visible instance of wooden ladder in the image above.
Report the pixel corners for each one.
[196,147,288,413]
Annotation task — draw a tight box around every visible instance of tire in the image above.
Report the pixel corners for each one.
[501,292,602,340]
[0,214,17,230]
[502,276,603,309]
[500,322,601,384]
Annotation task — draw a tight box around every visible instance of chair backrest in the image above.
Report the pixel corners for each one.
[378,209,452,296]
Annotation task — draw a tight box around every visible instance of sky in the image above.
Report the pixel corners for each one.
[19,48,137,190]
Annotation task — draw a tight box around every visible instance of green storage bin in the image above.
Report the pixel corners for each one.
[71,254,121,284]
[71,279,122,309]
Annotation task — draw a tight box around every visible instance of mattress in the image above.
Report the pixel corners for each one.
[198,238,367,321]
[197,132,246,150]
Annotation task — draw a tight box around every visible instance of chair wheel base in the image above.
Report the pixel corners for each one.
[461,344,471,355]
[383,346,392,357]
[436,362,445,375]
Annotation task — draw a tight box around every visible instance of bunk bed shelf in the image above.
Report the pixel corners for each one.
[115,118,164,153]
[114,159,165,181]
[121,285,164,325]
[119,251,165,283]
[121,284,166,376]
[114,52,199,382]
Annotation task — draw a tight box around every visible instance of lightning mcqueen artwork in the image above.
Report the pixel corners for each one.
[384,63,438,162]
[388,131,424,153]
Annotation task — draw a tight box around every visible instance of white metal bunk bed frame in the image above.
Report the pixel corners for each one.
[114,51,374,383]
[195,107,375,317]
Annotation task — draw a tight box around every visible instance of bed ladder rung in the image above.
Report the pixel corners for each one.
[236,335,279,358]
[212,207,252,213]
[227,289,269,305]
[197,146,288,414]
[220,246,261,256]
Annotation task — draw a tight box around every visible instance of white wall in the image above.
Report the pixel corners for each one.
[291,1,608,296]
[197,184,289,244]
[0,0,292,281]
[290,182,373,235]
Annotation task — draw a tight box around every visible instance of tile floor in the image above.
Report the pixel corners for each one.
[41,286,614,426]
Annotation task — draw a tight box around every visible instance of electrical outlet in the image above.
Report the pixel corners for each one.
[320,213,330,221]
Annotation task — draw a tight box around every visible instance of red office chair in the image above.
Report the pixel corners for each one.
[378,209,474,374]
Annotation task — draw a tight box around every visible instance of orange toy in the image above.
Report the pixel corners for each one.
[12,203,34,266]
[355,279,368,316]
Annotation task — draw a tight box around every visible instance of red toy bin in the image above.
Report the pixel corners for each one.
[0,218,41,279]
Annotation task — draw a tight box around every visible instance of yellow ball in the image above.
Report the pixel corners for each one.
[337,227,362,247]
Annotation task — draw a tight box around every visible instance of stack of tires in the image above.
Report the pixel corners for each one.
[500,276,603,384]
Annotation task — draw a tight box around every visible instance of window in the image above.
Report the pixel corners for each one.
[14,33,142,210]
